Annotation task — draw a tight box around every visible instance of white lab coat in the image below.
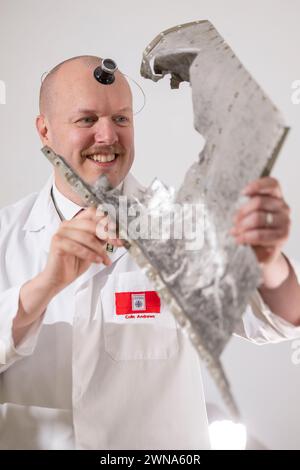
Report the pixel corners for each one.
[0,173,300,450]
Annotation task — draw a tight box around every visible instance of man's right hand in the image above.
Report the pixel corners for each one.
[13,207,122,344]
[42,206,122,291]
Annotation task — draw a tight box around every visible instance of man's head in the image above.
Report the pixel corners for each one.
[36,55,134,201]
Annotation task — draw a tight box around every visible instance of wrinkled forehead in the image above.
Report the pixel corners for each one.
[48,61,132,117]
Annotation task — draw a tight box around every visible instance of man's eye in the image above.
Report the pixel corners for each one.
[77,117,97,124]
[114,116,129,124]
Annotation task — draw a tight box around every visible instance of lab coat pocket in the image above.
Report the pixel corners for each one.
[100,271,179,361]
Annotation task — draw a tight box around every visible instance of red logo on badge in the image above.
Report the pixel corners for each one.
[115,291,161,315]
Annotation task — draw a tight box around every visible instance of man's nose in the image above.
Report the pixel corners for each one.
[94,117,118,145]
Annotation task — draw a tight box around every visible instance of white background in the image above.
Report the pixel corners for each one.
[0,0,300,449]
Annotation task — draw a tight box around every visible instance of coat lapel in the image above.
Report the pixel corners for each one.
[22,174,61,254]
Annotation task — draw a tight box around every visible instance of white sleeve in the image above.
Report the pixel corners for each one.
[235,256,300,344]
[0,284,44,373]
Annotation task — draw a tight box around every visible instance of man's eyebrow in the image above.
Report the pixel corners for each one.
[74,108,98,115]
[116,107,132,113]
[72,106,133,115]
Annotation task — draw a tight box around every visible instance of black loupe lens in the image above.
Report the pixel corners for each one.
[94,58,117,85]
[103,59,116,71]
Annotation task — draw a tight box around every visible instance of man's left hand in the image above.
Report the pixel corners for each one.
[230,177,291,264]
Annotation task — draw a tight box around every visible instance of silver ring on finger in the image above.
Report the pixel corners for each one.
[265,212,274,227]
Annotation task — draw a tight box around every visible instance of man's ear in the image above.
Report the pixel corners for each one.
[36,115,51,145]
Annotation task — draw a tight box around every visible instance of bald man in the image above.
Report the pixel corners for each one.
[0,55,300,450]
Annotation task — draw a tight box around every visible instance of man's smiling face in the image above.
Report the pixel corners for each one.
[36,56,135,201]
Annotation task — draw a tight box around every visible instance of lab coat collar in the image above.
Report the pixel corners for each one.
[22,172,146,233]
[22,174,58,233]
[52,181,84,221]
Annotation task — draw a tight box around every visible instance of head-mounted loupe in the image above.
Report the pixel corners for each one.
[41,56,146,114]
[94,58,118,85]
